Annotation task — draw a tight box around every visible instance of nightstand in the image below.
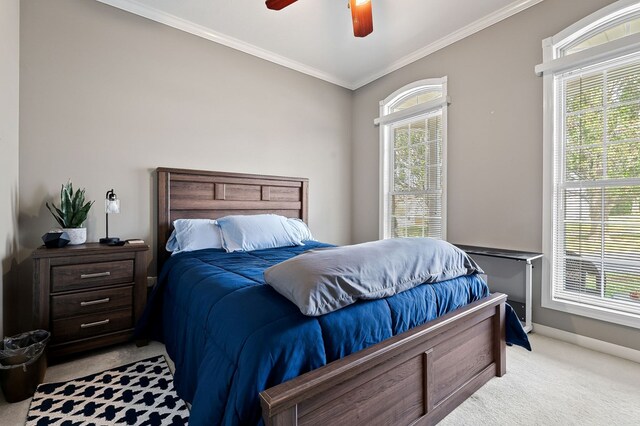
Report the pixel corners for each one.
[32,243,149,359]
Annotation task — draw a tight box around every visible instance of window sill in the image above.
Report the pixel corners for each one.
[541,296,640,330]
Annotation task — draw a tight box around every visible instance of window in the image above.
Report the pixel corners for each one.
[375,78,448,240]
[538,0,640,328]
[563,15,640,56]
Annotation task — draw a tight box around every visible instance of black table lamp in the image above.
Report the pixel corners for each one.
[99,189,120,244]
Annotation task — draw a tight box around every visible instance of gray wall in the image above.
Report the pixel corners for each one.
[1,0,20,338]
[15,0,638,350]
[351,0,640,350]
[19,0,353,281]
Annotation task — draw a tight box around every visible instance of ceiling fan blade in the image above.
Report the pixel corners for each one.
[350,0,373,37]
[266,0,298,11]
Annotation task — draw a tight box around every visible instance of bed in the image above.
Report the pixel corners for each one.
[145,167,517,426]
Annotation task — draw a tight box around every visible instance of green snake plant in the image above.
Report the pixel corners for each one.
[46,181,94,228]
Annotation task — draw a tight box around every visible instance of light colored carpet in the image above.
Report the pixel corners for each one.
[440,334,640,426]
[0,335,639,425]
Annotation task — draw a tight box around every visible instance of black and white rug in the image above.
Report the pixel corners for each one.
[26,355,189,425]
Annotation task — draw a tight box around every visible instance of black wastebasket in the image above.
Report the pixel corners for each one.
[0,330,50,402]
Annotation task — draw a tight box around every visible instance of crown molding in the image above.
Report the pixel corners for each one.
[352,0,545,89]
[95,0,353,89]
[97,0,544,91]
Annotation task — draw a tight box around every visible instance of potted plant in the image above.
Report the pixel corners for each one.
[46,181,94,245]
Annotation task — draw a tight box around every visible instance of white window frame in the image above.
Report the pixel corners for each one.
[375,78,449,240]
[539,0,640,329]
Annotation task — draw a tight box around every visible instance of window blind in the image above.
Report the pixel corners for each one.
[553,53,640,316]
[389,109,444,239]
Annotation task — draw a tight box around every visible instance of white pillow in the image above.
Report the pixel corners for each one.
[286,218,315,242]
[217,214,303,252]
[166,229,181,252]
[166,219,223,254]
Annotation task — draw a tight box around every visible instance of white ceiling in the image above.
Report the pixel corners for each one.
[98,0,543,89]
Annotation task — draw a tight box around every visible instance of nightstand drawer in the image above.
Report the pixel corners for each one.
[51,286,133,320]
[51,260,134,292]
[52,309,133,343]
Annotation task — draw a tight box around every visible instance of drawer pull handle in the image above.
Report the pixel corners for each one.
[80,319,110,329]
[80,272,111,279]
[80,298,111,307]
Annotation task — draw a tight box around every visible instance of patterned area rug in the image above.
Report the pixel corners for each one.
[26,355,189,425]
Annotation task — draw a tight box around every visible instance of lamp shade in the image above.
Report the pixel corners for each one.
[106,198,120,214]
[105,189,120,214]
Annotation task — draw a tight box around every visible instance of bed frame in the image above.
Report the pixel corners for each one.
[156,167,507,426]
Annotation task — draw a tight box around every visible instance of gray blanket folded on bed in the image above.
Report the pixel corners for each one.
[264,237,483,316]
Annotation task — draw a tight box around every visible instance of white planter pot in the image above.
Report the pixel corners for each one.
[63,228,87,245]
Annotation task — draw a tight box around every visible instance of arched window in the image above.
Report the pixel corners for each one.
[375,78,448,240]
[562,14,640,56]
[537,0,640,328]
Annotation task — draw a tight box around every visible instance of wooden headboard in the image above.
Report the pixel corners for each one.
[157,167,308,268]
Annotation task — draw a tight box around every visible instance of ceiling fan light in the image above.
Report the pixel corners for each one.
[350,0,373,37]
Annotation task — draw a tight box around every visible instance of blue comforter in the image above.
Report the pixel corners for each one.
[139,242,519,425]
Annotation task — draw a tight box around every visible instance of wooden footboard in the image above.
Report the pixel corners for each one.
[260,293,507,426]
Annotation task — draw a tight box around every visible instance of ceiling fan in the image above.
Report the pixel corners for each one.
[265,0,374,38]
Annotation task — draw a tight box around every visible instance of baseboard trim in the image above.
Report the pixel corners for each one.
[532,323,640,364]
